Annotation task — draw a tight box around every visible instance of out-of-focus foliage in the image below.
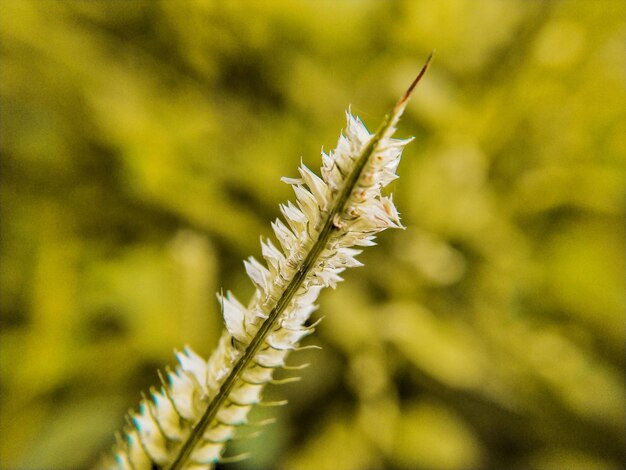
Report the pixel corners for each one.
[0,1,624,469]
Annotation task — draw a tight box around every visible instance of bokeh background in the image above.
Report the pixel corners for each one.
[1,1,624,469]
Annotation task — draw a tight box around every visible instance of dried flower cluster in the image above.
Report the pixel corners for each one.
[105,56,431,470]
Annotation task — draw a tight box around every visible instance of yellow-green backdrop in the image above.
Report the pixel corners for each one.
[1,1,624,469]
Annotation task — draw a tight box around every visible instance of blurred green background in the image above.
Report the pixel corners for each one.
[1,1,624,469]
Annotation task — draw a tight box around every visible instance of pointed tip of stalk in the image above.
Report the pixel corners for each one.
[380,51,434,139]
[396,51,434,110]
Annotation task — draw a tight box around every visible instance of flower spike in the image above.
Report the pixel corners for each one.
[104,55,432,470]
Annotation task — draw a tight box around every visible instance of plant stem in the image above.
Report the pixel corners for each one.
[167,55,431,470]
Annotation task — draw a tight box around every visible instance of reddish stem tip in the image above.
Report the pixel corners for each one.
[399,51,434,106]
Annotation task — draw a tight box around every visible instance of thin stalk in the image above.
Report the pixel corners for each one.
[167,54,432,470]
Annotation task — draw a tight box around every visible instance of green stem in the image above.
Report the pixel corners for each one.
[166,56,431,470]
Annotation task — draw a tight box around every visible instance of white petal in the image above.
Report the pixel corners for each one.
[244,257,271,295]
[229,382,263,405]
[381,195,403,227]
[315,268,344,289]
[271,219,296,254]
[203,423,235,443]
[364,198,402,229]
[267,327,309,350]
[280,201,306,234]
[114,451,133,470]
[261,237,286,274]
[346,112,372,148]
[218,292,249,344]
[378,168,399,187]
[217,402,250,425]
[191,441,224,464]
[133,403,168,464]
[332,143,354,176]
[321,151,342,190]
[293,185,318,227]
[151,388,185,441]
[206,334,237,394]
[242,364,274,384]
[168,369,200,420]
[280,176,303,185]
[335,247,364,268]
[176,347,208,394]
[299,163,329,209]
[254,348,288,368]
[126,429,151,469]
[293,284,323,309]
[283,302,318,329]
